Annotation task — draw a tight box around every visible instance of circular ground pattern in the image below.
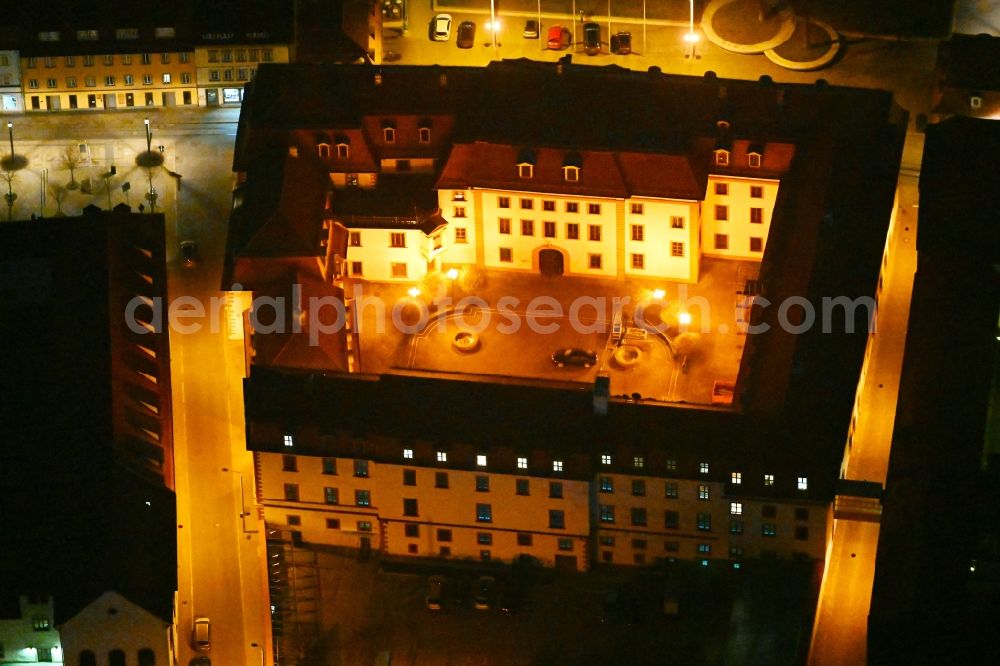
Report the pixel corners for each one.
[709,0,793,50]
[135,150,165,168]
[765,18,841,70]
[0,154,29,171]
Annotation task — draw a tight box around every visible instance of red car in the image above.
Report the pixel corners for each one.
[547,25,570,50]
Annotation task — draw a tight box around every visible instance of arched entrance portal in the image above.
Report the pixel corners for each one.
[539,249,565,276]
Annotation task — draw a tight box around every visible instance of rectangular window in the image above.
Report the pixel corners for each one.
[403,498,418,516]
[520,197,533,210]
[282,455,297,472]
[630,202,644,214]
[633,456,644,469]
[498,218,511,234]
[477,532,493,545]
[355,489,371,506]
[324,487,339,504]
[161,53,171,64]
[715,182,728,196]
[390,232,406,248]
[437,528,452,542]
[453,206,466,218]
[262,49,274,62]
[349,231,361,247]
[476,475,489,492]
[66,76,77,88]
[434,472,449,488]
[46,78,56,88]
[543,200,556,211]
[666,459,678,471]
[697,513,712,531]
[357,520,373,532]
[516,479,530,495]
[631,479,646,496]
[698,484,710,500]
[499,247,513,263]
[665,482,678,498]
[762,523,777,537]
[117,28,139,40]
[26,57,37,68]
[588,203,601,215]
[700,462,710,474]
[283,483,299,501]
[715,205,729,221]
[763,505,777,518]
[600,476,613,493]
[476,503,492,522]
[287,515,301,526]
[404,523,419,537]
[798,476,809,490]
[750,237,763,253]
[671,241,685,257]
[403,469,416,486]
[588,225,602,241]
[521,219,534,236]
[322,458,337,475]
[222,50,233,62]
[731,471,742,485]
[403,448,414,460]
[558,538,574,551]
[351,262,363,276]
[498,196,510,208]
[730,519,744,534]
[419,126,431,143]
[549,510,565,529]
[326,518,341,529]
[44,57,55,68]
[714,234,729,250]
[123,75,133,85]
[631,254,645,270]
[143,74,153,85]
[665,541,679,552]
[566,202,579,213]
[698,543,711,554]
[105,75,116,86]
[601,454,612,465]
[566,223,580,240]
[85,76,96,87]
[552,460,564,472]
[750,207,764,224]
[162,73,172,84]
[730,502,743,515]
[390,262,408,278]
[208,50,219,63]
[454,227,467,243]
[764,474,774,486]
[588,254,602,270]
[517,533,533,546]
[64,55,75,67]
[515,456,528,469]
[795,508,810,521]
[282,435,293,449]
[209,70,220,82]
[664,510,679,529]
[600,536,615,546]
[122,55,132,66]
[549,481,563,499]
[631,507,647,526]
[436,451,448,463]
[543,221,557,238]
[599,505,615,523]
[751,185,764,198]
[795,526,809,540]
[749,153,762,168]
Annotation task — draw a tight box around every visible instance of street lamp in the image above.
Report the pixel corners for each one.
[488,0,500,59]
[221,467,254,534]
[6,121,12,161]
[684,0,700,59]
[144,117,151,153]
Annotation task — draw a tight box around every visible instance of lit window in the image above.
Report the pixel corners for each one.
[518,163,533,178]
[601,454,612,465]
[731,471,742,485]
[666,459,677,471]
[715,150,729,166]
[436,451,447,462]
[476,454,487,467]
[599,476,613,493]
[283,434,294,447]
[797,476,808,490]
[476,503,492,522]
[419,126,431,143]
[552,460,563,472]
[633,456,644,469]
[698,543,711,554]
[354,460,369,477]
[764,474,774,487]
[699,462,709,474]
[403,448,413,459]
[355,489,370,506]
[517,457,528,469]
[162,73,172,84]
[730,502,742,515]
[698,484,710,500]
[563,165,579,181]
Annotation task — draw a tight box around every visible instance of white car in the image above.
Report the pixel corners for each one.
[432,14,452,41]
[193,616,211,650]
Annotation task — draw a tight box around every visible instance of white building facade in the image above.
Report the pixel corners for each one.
[0,595,63,664]
[58,591,174,666]
[0,50,23,112]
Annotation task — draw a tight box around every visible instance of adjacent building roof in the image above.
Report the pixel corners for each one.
[936,33,1000,93]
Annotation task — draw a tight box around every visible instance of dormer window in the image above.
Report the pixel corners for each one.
[563,166,579,182]
[317,143,331,158]
[748,152,762,168]
[418,122,432,143]
[518,163,534,179]
[714,149,730,166]
[333,135,350,159]
[382,121,396,144]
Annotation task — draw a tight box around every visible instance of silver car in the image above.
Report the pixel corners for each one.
[432,14,452,41]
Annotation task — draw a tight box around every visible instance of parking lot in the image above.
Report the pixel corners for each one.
[288,547,817,665]
[356,259,752,406]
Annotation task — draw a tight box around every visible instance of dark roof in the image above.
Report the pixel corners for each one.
[936,33,1000,92]
[0,211,176,626]
[328,173,440,221]
[869,116,1000,665]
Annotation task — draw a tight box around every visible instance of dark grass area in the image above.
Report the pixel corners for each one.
[772,19,837,61]
[711,0,789,44]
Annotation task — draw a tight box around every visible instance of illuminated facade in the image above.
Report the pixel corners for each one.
[0,595,62,664]
[58,591,175,666]
[194,43,289,106]
[0,50,22,111]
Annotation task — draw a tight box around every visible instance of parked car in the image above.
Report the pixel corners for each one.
[426,575,446,610]
[547,25,571,50]
[180,240,198,268]
[552,348,598,368]
[474,575,496,610]
[583,22,601,55]
[523,19,539,38]
[456,21,476,48]
[611,31,632,55]
[432,14,452,41]
[193,617,211,650]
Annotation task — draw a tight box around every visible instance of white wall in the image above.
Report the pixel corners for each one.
[701,176,779,260]
[0,596,62,664]
[0,50,23,112]
[623,198,701,282]
[344,227,430,281]
[437,189,477,266]
[59,591,170,666]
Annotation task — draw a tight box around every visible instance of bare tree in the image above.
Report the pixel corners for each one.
[48,182,69,216]
[61,145,83,190]
[1,171,18,221]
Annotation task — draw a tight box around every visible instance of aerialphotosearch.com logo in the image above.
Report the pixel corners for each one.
[124,283,876,345]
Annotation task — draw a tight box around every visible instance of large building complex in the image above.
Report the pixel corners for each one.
[224,59,907,584]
